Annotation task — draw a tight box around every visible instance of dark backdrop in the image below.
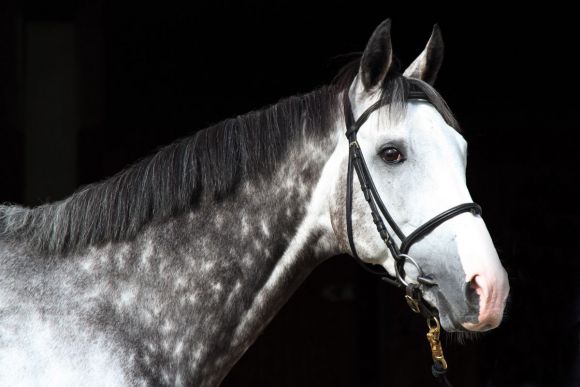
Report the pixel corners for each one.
[0,2,578,386]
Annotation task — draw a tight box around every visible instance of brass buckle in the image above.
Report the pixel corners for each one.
[426,316,448,370]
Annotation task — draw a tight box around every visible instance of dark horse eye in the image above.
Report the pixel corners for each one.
[380,147,405,164]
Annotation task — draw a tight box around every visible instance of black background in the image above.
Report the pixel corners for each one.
[0,2,578,386]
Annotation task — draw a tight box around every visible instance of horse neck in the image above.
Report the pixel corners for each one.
[59,123,343,385]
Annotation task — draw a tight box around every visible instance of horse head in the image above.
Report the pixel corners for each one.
[329,20,510,332]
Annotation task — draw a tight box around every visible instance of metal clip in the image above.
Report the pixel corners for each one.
[404,294,421,314]
[426,316,448,370]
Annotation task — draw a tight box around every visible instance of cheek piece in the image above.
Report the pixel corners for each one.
[343,89,481,387]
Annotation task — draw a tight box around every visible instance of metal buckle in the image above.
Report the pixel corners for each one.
[395,254,424,288]
[405,293,421,314]
[396,254,438,289]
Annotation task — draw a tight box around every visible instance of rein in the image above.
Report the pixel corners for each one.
[343,87,481,387]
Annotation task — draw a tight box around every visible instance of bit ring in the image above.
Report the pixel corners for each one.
[395,254,425,288]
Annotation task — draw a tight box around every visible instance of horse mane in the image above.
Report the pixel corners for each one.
[0,58,458,254]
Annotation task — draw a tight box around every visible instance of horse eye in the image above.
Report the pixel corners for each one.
[380,147,405,164]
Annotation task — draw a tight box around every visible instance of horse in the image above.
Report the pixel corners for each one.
[0,19,510,386]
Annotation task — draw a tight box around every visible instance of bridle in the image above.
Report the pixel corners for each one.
[343,86,482,387]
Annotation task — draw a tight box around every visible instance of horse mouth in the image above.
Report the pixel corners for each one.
[462,321,496,331]
[440,314,473,333]
[423,287,480,333]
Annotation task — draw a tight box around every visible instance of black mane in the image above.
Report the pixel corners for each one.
[0,58,457,254]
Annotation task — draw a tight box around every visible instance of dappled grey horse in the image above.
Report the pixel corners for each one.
[0,19,509,386]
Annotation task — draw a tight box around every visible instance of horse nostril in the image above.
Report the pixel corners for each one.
[465,276,480,307]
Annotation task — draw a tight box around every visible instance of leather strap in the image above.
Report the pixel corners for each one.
[400,203,482,254]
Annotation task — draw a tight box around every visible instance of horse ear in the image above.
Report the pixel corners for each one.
[403,24,444,85]
[359,19,394,91]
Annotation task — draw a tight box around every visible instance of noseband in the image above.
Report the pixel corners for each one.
[343,88,481,386]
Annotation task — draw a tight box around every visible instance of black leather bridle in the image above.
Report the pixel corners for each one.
[343,87,482,386]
